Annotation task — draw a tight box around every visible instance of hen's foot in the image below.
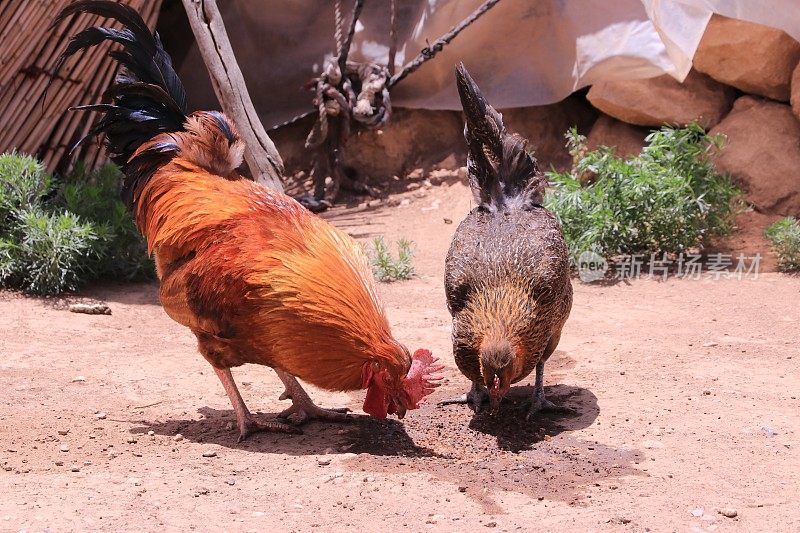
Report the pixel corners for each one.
[526,392,575,421]
[438,382,488,413]
[237,415,302,442]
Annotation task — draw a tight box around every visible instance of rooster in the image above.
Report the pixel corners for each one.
[440,65,573,419]
[52,1,441,441]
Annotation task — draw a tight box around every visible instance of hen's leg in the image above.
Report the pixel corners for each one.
[213,367,301,441]
[438,381,489,413]
[526,361,573,420]
[274,369,350,425]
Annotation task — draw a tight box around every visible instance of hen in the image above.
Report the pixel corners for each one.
[52,1,440,440]
[441,65,573,419]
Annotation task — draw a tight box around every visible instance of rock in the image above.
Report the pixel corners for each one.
[718,508,738,518]
[126,437,137,444]
[147,431,154,437]
[694,15,800,101]
[587,70,734,129]
[95,412,107,420]
[71,376,86,382]
[710,97,800,215]
[59,444,70,452]
[586,115,648,158]
[702,342,718,347]
[57,429,69,436]
[69,303,111,315]
[202,450,217,458]
[70,465,80,472]
[792,62,800,120]
[225,478,236,486]
[691,507,705,517]
[173,433,184,442]
[316,458,331,466]
[761,426,778,437]
[458,486,467,493]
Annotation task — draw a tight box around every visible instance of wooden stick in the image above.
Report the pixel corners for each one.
[180,0,284,191]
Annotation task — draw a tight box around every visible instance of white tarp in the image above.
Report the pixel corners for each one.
[176,0,800,127]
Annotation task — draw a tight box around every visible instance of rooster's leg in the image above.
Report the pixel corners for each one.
[274,370,350,425]
[438,381,489,413]
[213,367,301,441]
[526,361,573,420]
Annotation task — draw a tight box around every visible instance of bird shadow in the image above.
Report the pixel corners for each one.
[465,384,599,453]
[131,406,437,458]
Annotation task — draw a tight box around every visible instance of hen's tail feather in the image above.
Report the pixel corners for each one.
[455,63,544,211]
[51,0,188,207]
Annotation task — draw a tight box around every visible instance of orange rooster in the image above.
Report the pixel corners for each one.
[53,1,440,441]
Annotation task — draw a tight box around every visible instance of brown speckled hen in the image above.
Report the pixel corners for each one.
[440,64,573,419]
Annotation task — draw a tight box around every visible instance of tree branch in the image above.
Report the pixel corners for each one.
[181,0,284,191]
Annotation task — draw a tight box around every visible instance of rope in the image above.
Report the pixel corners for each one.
[388,0,501,89]
[338,0,365,75]
[334,0,343,57]
[388,0,397,77]
[268,0,500,132]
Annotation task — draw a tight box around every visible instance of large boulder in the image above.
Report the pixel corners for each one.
[586,69,734,129]
[710,96,800,216]
[791,61,800,121]
[694,15,800,102]
[586,115,649,158]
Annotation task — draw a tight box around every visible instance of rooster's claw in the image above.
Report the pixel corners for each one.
[238,417,303,442]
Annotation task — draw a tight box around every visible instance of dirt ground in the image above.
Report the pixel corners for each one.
[1,181,798,532]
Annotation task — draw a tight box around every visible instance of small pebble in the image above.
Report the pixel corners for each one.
[718,508,737,518]
[55,461,64,466]
[71,465,80,472]
[72,376,86,382]
[202,450,217,458]
[95,412,107,420]
[57,429,70,436]
[691,508,704,517]
[317,458,331,466]
[126,437,137,444]
[485,522,497,528]
[225,478,236,486]
[147,431,154,437]
[59,444,70,452]
[761,426,778,437]
[173,434,184,442]
[458,486,467,493]
[702,342,718,347]
[703,390,711,395]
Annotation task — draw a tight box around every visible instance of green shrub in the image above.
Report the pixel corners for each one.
[545,123,742,264]
[58,162,153,280]
[765,217,800,272]
[0,152,52,220]
[0,208,97,294]
[0,152,152,294]
[368,236,416,282]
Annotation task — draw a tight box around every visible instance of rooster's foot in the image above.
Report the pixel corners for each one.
[277,402,350,425]
[275,369,350,425]
[238,415,302,442]
[438,382,488,413]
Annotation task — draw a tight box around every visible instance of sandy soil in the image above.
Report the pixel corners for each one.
[1,181,798,532]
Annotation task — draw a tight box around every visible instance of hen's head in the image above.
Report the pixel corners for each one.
[361,348,443,419]
[479,338,515,413]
